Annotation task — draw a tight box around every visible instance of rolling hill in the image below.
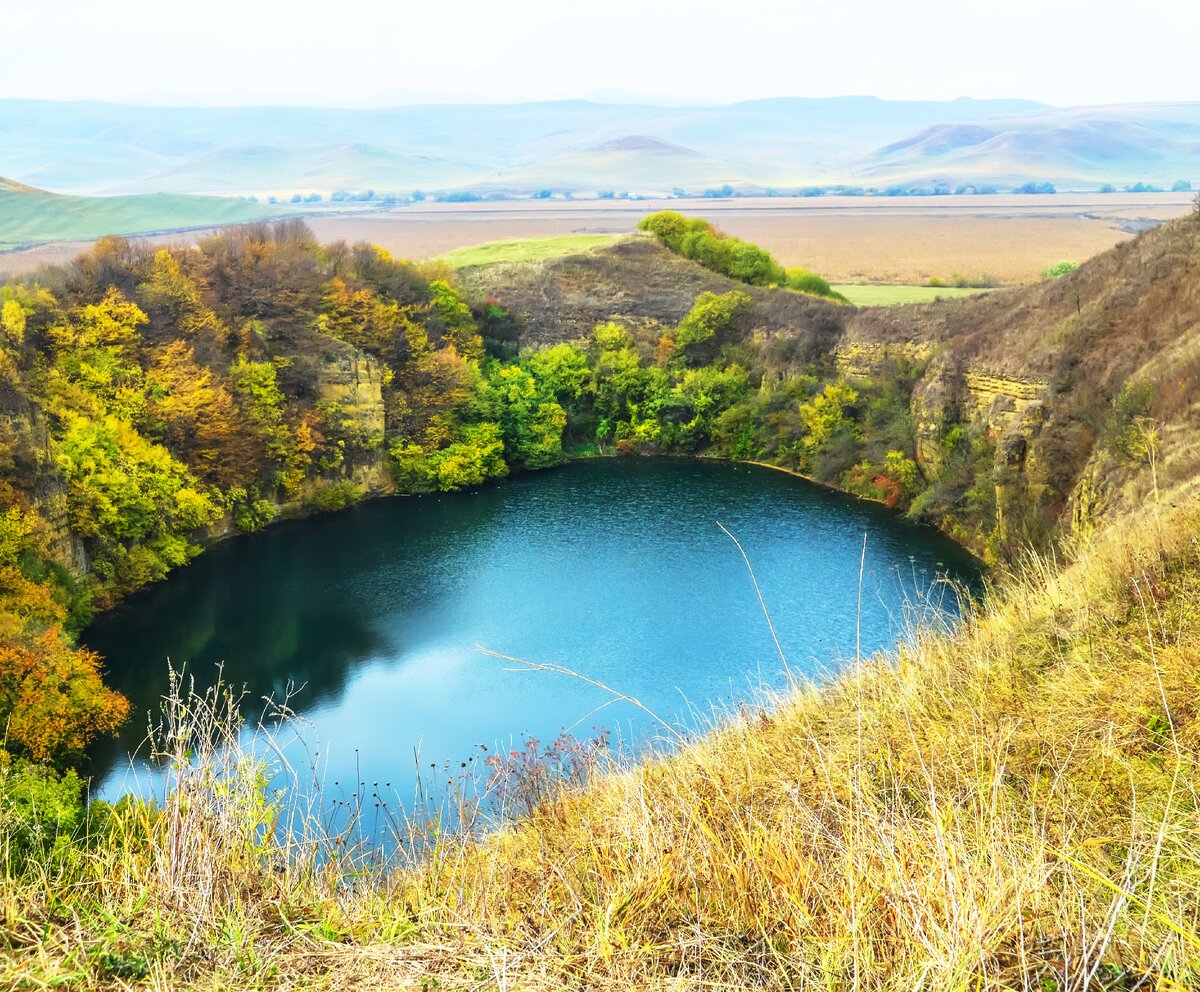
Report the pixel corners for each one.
[0,176,278,251]
[852,103,1200,187]
[10,95,1187,200]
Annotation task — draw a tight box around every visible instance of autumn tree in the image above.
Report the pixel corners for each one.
[147,342,260,487]
[0,612,128,763]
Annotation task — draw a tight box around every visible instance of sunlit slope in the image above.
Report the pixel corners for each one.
[438,232,629,268]
[0,177,278,249]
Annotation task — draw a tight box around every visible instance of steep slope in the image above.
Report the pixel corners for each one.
[463,212,1200,554]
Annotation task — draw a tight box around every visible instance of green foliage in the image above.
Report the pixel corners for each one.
[1107,380,1155,459]
[639,212,803,289]
[390,423,508,493]
[0,761,85,868]
[1041,261,1079,279]
[676,291,751,351]
[785,268,850,303]
[228,487,277,533]
[304,482,360,514]
[428,280,483,361]
[798,382,860,454]
[637,211,690,252]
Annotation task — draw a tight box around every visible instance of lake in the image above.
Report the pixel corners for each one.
[83,458,981,827]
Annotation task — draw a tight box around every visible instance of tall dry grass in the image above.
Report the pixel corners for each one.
[3,501,1199,990]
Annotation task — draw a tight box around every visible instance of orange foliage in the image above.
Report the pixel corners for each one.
[0,613,128,762]
[147,341,260,487]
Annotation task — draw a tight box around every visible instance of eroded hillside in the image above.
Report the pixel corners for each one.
[461,215,1200,554]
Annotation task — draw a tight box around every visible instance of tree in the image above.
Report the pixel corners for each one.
[428,281,484,362]
[676,291,751,353]
[0,613,128,763]
[1,299,25,348]
[147,342,260,487]
[799,382,860,454]
[637,211,690,252]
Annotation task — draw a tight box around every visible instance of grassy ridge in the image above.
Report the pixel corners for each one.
[438,232,629,268]
[0,178,278,250]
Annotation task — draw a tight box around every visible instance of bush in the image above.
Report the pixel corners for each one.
[0,761,85,868]
[304,482,360,513]
[1041,260,1078,279]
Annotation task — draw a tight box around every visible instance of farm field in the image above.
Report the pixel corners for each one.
[0,193,1192,285]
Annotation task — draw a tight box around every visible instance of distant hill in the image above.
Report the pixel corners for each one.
[0,177,278,251]
[0,96,1195,201]
[473,134,748,195]
[852,103,1200,187]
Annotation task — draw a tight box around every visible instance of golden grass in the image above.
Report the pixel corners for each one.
[4,496,1200,989]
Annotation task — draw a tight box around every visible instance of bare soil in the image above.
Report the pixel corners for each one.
[1,194,1192,285]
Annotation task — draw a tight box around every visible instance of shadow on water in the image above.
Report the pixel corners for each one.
[81,457,983,820]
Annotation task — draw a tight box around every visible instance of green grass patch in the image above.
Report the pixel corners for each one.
[439,233,627,268]
[0,180,279,249]
[831,284,996,306]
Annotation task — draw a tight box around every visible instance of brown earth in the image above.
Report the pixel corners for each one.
[2,194,1192,285]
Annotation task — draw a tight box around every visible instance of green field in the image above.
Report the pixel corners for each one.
[831,283,997,306]
[439,233,628,268]
[0,177,278,251]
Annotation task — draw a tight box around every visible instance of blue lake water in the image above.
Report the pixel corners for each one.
[83,458,980,824]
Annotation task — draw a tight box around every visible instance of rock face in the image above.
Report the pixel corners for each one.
[313,348,391,498]
[0,394,89,573]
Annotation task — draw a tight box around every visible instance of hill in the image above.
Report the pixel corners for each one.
[0,176,278,250]
[852,103,1200,188]
[3,96,1195,199]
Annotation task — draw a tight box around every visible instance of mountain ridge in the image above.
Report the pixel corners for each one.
[3,96,1193,197]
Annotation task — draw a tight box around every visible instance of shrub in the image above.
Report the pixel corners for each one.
[1041,260,1078,279]
[304,482,360,513]
[0,761,85,869]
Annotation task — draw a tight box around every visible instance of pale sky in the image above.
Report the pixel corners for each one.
[5,0,1197,107]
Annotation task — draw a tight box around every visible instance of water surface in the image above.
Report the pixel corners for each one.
[84,458,980,813]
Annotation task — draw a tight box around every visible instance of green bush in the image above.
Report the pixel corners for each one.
[0,761,85,869]
[304,482,360,513]
[1041,261,1078,279]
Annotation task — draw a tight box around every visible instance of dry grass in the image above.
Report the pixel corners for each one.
[4,493,1200,989]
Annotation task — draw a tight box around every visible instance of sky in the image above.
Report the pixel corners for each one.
[4,0,1197,108]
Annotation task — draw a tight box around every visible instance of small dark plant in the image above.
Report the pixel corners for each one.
[485,727,611,819]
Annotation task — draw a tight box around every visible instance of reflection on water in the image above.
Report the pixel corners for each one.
[83,458,981,813]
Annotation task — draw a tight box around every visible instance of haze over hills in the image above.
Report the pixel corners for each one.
[854,103,1200,188]
[4,95,1194,201]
